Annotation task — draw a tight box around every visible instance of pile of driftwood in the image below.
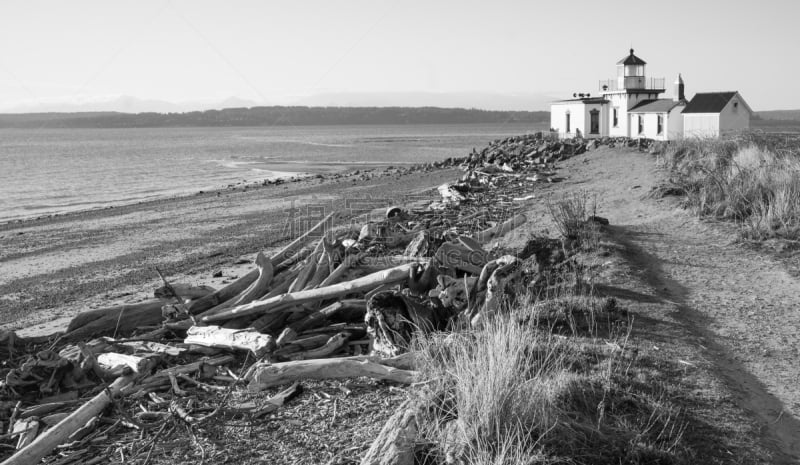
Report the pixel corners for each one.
[0,190,532,463]
[1,131,627,464]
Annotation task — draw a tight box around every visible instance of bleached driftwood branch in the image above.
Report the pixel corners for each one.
[203,263,420,323]
[246,357,417,391]
[471,213,527,244]
[184,325,276,357]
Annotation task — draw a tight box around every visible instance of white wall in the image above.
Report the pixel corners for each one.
[630,112,668,140]
[551,102,607,138]
[551,102,585,138]
[667,105,684,139]
[684,113,720,138]
[603,92,664,138]
[607,94,627,137]
[719,94,751,134]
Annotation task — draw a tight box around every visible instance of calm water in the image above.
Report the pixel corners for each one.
[0,123,540,222]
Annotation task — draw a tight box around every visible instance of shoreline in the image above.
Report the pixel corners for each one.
[0,160,462,334]
[0,160,425,227]
[1,122,541,226]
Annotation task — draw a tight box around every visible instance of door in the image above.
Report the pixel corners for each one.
[590,110,600,135]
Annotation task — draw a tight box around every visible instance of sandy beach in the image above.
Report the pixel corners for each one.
[0,164,459,335]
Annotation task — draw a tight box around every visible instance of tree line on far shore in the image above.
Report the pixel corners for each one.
[0,106,550,129]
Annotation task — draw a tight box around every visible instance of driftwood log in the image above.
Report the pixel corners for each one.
[304,241,334,289]
[12,418,39,450]
[273,334,330,359]
[204,263,421,323]
[154,283,216,300]
[251,382,303,417]
[277,299,367,344]
[63,299,169,340]
[346,353,416,370]
[467,255,521,327]
[471,213,527,244]
[1,375,134,465]
[269,212,337,266]
[288,332,349,360]
[360,401,421,465]
[246,357,417,391]
[179,212,337,317]
[318,252,364,287]
[96,352,154,374]
[205,252,273,314]
[184,325,276,357]
[288,250,320,293]
[181,271,259,316]
[366,289,454,357]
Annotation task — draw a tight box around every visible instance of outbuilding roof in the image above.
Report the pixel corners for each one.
[617,49,646,66]
[682,92,739,113]
[628,99,683,113]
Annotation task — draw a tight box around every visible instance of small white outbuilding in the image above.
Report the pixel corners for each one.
[682,92,753,138]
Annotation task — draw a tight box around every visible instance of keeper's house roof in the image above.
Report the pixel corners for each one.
[683,92,742,113]
[628,99,683,113]
[552,97,609,104]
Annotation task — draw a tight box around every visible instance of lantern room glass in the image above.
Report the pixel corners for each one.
[625,65,645,77]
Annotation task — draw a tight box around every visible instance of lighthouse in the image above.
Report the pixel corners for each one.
[598,49,666,137]
[549,48,750,140]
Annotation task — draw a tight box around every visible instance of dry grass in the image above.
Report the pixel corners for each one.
[657,133,800,239]
[545,191,600,250]
[411,287,692,465]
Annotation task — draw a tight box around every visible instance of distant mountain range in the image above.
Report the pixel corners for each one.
[0,106,550,129]
[0,92,558,114]
[292,92,557,112]
[0,95,262,115]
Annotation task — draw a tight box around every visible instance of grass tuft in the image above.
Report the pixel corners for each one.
[658,133,800,239]
[412,299,688,464]
[545,191,602,255]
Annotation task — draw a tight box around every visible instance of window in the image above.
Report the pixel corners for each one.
[638,115,644,135]
[613,108,618,127]
[657,115,664,135]
[566,111,571,133]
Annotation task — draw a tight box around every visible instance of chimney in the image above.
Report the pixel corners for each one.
[674,73,685,102]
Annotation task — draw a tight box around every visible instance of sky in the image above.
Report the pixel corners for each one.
[0,0,798,112]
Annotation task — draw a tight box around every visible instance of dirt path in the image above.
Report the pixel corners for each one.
[528,147,800,461]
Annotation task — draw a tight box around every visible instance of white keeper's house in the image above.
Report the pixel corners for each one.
[550,49,752,140]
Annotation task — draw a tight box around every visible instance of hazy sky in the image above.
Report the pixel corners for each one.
[1,0,798,111]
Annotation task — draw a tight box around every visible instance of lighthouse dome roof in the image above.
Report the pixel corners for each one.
[618,48,646,65]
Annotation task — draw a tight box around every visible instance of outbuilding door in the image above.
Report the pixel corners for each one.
[589,110,599,135]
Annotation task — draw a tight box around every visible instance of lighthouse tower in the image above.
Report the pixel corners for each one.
[599,49,666,137]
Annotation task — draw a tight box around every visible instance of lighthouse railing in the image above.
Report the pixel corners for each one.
[599,77,665,92]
